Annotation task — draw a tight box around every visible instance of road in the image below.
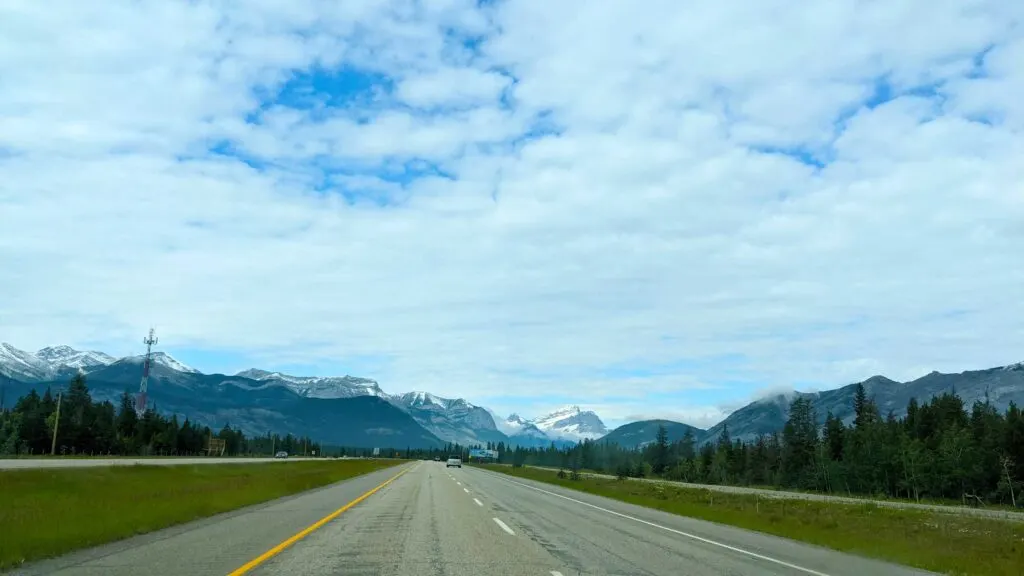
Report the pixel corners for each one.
[14,461,934,576]
[526,465,1024,523]
[0,457,324,470]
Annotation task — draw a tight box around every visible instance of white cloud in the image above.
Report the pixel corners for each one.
[600,405,732,432]
[396,67,511,109]
[2,0,1023,424]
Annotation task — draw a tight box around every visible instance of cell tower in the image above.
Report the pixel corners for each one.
[135,328,158,415]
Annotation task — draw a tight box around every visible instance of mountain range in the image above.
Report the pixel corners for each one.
[2,342,1022,451]
[702,361,1024,444]
[0,343,603,449]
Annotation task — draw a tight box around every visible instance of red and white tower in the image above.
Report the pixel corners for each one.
[135,328,158,415]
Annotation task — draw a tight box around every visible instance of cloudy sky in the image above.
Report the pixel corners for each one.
[2,0,1022,429]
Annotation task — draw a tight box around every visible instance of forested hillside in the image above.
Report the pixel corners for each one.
[495,384,1024,506]
[0,373,320,457]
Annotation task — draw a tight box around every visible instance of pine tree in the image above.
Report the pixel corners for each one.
[782,396,818,488]
[652,424,670,474]
[60,373,94,453]
[115,391,138,452]
[853,383,872,430]
[824,411,845,461]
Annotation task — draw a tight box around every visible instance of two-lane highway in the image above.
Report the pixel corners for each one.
[250,464,933,576]
[13,461,936,576]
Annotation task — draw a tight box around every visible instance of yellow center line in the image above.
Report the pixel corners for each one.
[227,463,413,576]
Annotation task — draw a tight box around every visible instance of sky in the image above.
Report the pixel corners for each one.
[1,0,1022,430]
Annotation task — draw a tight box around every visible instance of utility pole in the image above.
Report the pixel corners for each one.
[304,437,308,457]
[271,432,275,457]
[50,391,63,456]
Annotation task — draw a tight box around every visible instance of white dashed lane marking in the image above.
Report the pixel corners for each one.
[492,517,515,536]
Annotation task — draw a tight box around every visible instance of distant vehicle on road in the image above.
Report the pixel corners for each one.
[446,456,462,468]
[434,456,441,462]
[274,451,288,459]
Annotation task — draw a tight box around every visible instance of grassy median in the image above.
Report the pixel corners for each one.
[0,459,403,570]
[481,465,1024,576]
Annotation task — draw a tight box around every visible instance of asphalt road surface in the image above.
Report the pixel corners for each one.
[0,457,323,470]
[13,462,935,576]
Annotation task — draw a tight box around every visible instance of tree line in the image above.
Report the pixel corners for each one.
[0,373,322,457]
[486,386,1024,507]
[5,374,1021,507]
[0,372,514,461]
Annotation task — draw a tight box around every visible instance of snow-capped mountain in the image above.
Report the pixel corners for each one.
[35,345,115,370]
[502,413,547,438]
[0,343,54,381]
[486,408,604,446]
[235,369,386,399]
[396,391,450,409]
[1,340,606,448]
[505,413,529,428]
[531,405,608,441]
[390,391,505,446]
[119,351,199,374]
[0,343,196,382]
[1,343,117,381]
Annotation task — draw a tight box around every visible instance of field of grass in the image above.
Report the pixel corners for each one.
[526,464,1024,514]
[0,459,403,570]
[482,465,1024,576]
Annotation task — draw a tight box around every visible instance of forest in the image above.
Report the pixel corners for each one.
[482,385,1024,507]
[3,373,1022,507]
[0,373,322,457]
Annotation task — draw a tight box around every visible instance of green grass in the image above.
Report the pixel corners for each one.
[0,459,404,570]
[482,465,1024,576]
[530,465,1024,513]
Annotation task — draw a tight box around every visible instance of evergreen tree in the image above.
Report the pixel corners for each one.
[824,411,845,461]
[782,396,818,488]
[64,373,94,453]
[652,424,670,474]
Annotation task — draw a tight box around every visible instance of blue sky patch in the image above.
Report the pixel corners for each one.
[249,66,394,123]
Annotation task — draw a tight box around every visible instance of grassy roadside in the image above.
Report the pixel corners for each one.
[0,459,404,570]
[481,465,1024,576]
[527,465,1024,515]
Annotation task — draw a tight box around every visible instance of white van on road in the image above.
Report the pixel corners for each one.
[446,456,462,468]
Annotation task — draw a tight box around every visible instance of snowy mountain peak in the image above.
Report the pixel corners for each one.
[35,345,75,357]
[405,391,445,407]
[150,352,198,373]
[1003,361,1024,372]
[235,369,386,399]
[0,342,53,381]
[507,413,528,425]
[532,405,607,441]
[1,343,42,366]
[393,391,476,410]
[391,391,499,445]
[118,351,199,374]
[36,345,115,369]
